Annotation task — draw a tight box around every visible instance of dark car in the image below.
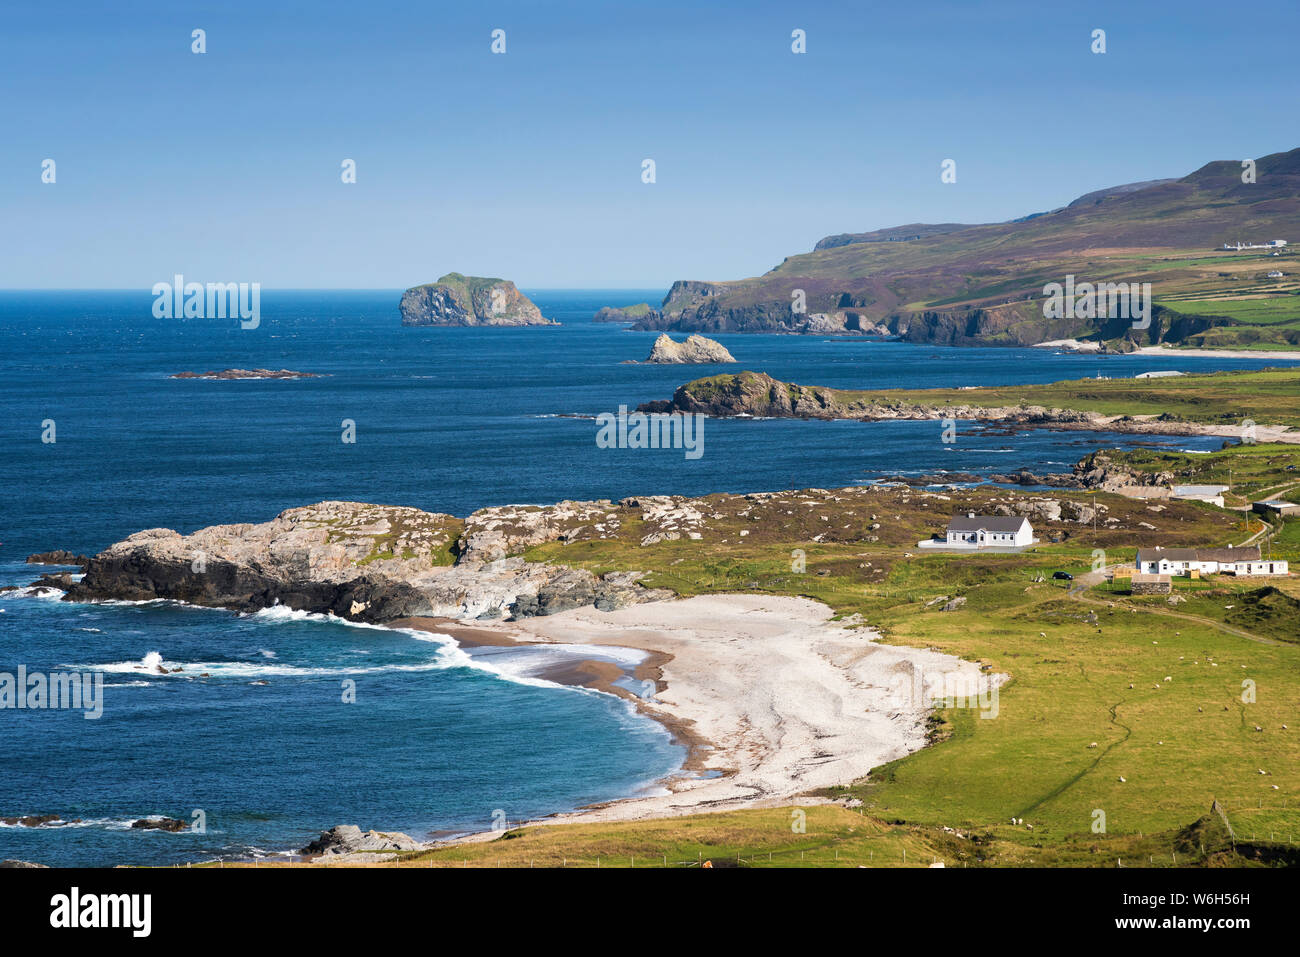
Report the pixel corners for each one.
[1052,571,1074,581]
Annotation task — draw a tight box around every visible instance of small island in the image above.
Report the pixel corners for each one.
[593,302,660,323]
[399,273,556,326]
[638,333,736,364]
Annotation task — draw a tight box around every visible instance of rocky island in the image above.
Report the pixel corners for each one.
[593,303,659,323]
[638,333,736,364]
[399,273,556,327]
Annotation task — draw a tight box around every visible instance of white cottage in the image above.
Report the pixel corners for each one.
[1135,545,1288,577]
[945,513,1034,547]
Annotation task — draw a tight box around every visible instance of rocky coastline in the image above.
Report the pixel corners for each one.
[636,370,1298,444]
[61,499,686,623]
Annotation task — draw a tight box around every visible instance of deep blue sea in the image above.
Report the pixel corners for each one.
[1,289,1295,866]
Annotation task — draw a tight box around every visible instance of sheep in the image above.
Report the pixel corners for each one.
[1118,776,1126,783]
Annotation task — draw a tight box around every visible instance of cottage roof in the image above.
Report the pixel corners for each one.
[1137,547,1198,563]
[1197,546,1261,563]
[946,514,1029,533]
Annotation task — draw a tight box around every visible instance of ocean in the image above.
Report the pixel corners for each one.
[1,289,1293,866]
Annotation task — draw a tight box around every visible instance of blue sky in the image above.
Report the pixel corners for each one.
[1,0,1295,288]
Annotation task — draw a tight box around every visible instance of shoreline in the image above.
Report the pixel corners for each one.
[387,595,1003,847]
[1034,338,1300,363]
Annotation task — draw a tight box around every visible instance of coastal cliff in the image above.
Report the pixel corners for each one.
[624,148,1300,348]
[399,273,555,326]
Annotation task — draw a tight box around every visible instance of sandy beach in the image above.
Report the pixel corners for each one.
[1035,338,1300,364]
[1135,345,1300,362]
[396,595,1002,836]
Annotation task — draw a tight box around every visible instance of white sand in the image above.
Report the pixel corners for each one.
[1136,345,1300,362]
[462,594,1001,827]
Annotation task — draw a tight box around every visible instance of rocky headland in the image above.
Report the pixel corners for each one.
[635,370,1299,444]
[399,273,555,327]
[63,499,681,623]
[637,370,1103,427]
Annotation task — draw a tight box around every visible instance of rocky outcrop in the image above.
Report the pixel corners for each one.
[399,273,555,326]
[66,500,671,623]
[992,451,1177,492]
[641,333,736,364]
[1,814,66,827]
[170,369,319,379]
[300,825,422,856]
[131,817,187,832]
[0,860,49,868]
[26,550,90,568]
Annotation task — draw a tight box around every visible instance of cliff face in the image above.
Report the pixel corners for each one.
[643,333,736,364]
[399,273,554,326]
[631,281,888,335]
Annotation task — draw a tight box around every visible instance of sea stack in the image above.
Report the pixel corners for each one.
[642,333,736,364]
[399,273,556,326]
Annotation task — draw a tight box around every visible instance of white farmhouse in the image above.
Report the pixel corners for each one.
[944,513,1034,547]
[1135,545,1288,577]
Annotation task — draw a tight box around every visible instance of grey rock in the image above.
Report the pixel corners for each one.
[300,825,422,856]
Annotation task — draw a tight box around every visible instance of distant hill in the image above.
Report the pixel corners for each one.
[634,148,1300,349]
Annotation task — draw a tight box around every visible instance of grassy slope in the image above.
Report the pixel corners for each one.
[666,148,1300,348]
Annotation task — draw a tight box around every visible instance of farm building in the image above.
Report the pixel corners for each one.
[1253,500,1300,517]
[1171,485,1230,507]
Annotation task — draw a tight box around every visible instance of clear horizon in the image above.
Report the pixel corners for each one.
[3,0,1296,289]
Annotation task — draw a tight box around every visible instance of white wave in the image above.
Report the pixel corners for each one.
[4,585,66,600]
[243,603,394,633]
[0,816,141,831]
[88,653,462,680]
